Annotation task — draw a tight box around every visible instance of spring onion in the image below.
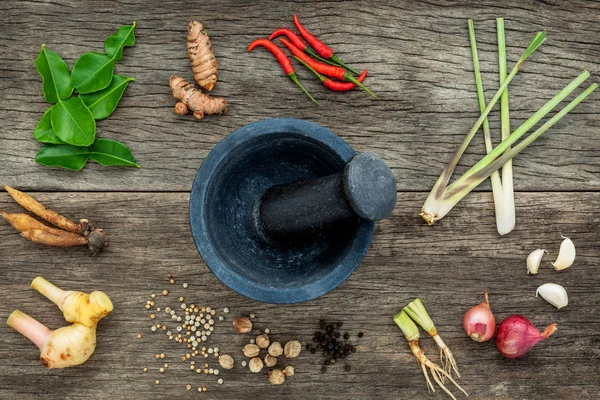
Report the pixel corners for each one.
[394,310,467,399]
[420,24,597,226]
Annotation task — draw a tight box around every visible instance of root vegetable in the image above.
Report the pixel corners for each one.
[4,185,82,233]
[463,291,496,342]
[170,76,227,120]
[7,310,97,368]
[1,212,70,236]
[496,315,557,358]
[6,277,113,368]
[21,229,88,247]
[2,185,107,255]
[31,276,113,328]
[187,21,218,91]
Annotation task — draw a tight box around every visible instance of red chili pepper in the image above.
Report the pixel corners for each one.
[248,39,319,105]
[279,38,376,98]
[268,28,341,68]
[294,55,368,92]
[293,15,359,75]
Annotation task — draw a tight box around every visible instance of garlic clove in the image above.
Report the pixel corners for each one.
[526,249,547,275]
[536,283,568,309]
[552,236,576,271]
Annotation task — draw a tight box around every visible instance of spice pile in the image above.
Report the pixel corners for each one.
[234,316,300,385]
[248,15,375,105]
[141,274,231,393]
[306,320,361,373]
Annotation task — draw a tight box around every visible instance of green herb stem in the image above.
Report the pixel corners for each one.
[428,30,546,200]
[403,299,436,334]
[393,310,420,342]
[446,83,597,199]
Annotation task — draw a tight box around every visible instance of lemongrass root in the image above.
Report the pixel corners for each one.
[433,333,460,378]
[408,341,467,399]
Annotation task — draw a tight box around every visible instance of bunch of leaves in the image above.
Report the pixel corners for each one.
[34,22,139,170]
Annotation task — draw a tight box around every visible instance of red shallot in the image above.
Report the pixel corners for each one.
[496,315,557,359]
[463,291,496,342]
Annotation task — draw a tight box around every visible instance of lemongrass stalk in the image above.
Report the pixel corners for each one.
[497,18,516,235]
[456,71,590,184]
[403,299,460,378]
[446,83,597,199]
[426,72,593,223]
[421,30,546,224]
[468,20,509,234]
[394,310,420,342]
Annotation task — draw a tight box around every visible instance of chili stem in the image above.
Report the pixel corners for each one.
[288,72,319,106]
[305,48,343,68]
[294,56,327,82]
[344,73,377,99]
[330,54,360,75]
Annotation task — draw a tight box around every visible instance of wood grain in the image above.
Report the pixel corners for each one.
[0,192,598,399]
[1,0,599,399]
[0,0,598,191]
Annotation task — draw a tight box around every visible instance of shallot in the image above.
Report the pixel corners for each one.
[463,291,496,342]
[496,315,557,359]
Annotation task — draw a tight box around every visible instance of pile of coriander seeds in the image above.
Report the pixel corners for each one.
[140,274,231,393]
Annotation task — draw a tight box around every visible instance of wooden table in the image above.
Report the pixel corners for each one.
[1,1,598,399]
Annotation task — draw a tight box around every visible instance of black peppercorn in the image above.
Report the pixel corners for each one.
[321,366,327,373]
[343,333,350,339]
[358,332,364,338]
[344,364,352,372]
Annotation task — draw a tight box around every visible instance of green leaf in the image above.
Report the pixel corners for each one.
[35,44,73,103]
[518,31,547,65]
[36,143,91,170]
[80,74,134,120]
[71,52,115,94]
[34,106,64,144]
[90,138,139,168]
[51,97,96,146]
[104,22,136,62]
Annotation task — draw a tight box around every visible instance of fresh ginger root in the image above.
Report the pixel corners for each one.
[187,21,218,91]
[2,185,107,255]
[31,276,113,328]
[7,277,113,368]
[170,76,228,120]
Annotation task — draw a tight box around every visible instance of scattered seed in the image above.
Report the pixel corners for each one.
[151,326,157,332]
[170,279,175,284]
[143,367,148,372]
[223,307,230,313]
[218,378,223,384]
[137,334,143,339]
[163,290,169,295]
[155,380,160,385]
[264,328,270,334]
[186,384,191,390]
[159,368,164,373]
[151,294,156,298]
[183,283,189,288]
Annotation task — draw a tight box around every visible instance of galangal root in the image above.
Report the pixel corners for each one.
[170,76,228,120]
[1,185,107,255]
[188,21,218,91]
[7,276,113,368]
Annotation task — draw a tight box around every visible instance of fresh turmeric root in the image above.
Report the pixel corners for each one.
[1,185,107,255]
[187,21,218,91]
[170,76,228,120]
[7,277,113,368]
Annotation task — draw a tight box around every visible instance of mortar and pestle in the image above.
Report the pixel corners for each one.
[190,119,396,303]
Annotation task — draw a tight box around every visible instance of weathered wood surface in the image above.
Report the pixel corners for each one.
[0,0,599,191]
[0,193,598,400]
[0,0,599,399]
